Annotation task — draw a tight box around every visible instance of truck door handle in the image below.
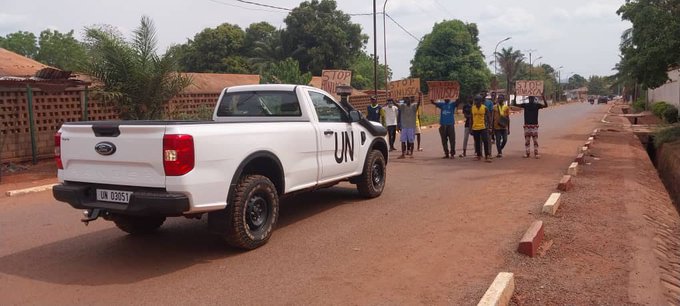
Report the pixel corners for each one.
[323,130,334,136]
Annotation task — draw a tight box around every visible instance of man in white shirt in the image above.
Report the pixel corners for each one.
[382,98,399,151]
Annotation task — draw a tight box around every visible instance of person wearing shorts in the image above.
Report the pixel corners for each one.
[398,97,420,159]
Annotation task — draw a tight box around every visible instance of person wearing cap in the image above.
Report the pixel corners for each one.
[431,97,460,159]
[512,95,548,158]
[397,96,419,159]
[382,98,399,151]
[366,97,382,123]
[471,95,492,162]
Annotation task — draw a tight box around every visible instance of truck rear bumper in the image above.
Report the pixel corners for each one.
[53,182,190,216]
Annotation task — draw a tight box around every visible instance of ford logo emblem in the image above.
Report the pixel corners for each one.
[95,142,116,156]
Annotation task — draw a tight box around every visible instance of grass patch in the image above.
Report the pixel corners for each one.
[654,125,680,148]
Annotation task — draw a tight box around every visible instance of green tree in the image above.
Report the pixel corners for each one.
[83,16,192,120]
[0,31,38,58]
[248,29,291,73]
[617,0,680,88]
[260,58,312,85]
[410,20,491,98]
[350,52,391,90]
[494,47,524,94]
[173,23,249,73]
[567,74,588,89]
[35,29,87,71]
[243,22,277,58]
[587,75,611,96]
[283,0,367,75]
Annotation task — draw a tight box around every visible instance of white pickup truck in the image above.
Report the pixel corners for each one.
[53,84,389,249]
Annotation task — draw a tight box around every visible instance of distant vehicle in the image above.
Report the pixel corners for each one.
[588,96,595,104]
[597,96,608,104]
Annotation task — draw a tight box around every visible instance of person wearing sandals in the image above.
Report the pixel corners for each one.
[470,95,492,162]
[492,94,510,157]
[397,97,419,159]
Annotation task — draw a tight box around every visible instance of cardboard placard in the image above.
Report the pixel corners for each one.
[388,78,421,99]
[427,81,460,101]
[321,70,352,97]
[515,80,544,96]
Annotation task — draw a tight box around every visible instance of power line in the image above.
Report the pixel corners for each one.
[206,0,285,13]
[385,13,421,42]
[234,0,291,11]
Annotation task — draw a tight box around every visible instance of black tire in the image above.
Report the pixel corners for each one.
[209,174,279,250]
[112,215,166,235]
[356,150,386,198]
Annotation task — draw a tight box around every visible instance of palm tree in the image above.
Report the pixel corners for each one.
[495,47,525,95]
[83,16,192,120]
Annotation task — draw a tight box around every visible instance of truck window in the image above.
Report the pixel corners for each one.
[309,92,346,122]
[216,91,301,117]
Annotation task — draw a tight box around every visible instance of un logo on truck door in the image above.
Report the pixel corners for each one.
[334,131,354,163]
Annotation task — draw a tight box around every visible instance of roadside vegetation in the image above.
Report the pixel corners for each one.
[654,125,680,148]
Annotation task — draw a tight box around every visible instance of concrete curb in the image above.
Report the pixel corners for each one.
[542,193,562,215]
[568,162,580,176]
[6,184,57,197]
[477,272,515,306]
[518,220,544,257]
[557,175,573,191]
[575,153,586,165]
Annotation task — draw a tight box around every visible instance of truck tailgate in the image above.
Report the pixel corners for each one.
[59,124,167,188]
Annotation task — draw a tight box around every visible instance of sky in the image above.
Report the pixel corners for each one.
[0,0,631,81]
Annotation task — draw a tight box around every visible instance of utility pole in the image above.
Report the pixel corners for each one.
[383,0,389,97]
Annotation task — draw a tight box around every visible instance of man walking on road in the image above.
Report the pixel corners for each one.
[493,94,510,157]
[412,96,424,152]
[366,97,382,123]
[471,95,492,162]
[512,95,548,158]
[383,99,399,151]
[431,98,459,159]
[398,97,419,159]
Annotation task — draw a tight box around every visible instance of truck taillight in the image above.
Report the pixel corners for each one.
[55,132,63,169]
[163,134,194,176]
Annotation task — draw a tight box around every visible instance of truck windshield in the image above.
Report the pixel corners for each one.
[216,91,302,117]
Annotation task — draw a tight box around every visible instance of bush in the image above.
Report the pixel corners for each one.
[651,101,670,118]
[664,105,679,124]
[632,98,647,112]
[654,125,680,148]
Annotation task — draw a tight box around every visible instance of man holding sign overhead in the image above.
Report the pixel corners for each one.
[512,80,548,158]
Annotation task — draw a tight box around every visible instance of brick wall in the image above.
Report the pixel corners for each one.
[0,87,220,163]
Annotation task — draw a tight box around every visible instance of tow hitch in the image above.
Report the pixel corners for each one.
[81,209,103,225]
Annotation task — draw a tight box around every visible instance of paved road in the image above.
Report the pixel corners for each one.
[0,103,607,305]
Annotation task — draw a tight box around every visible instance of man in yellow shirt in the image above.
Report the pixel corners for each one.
[470,95,492,162]
[492,94,510,157]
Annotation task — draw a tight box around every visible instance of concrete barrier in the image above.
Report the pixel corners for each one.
[568,162,579,176]
[542,193,562,215]
[518,221,544,257]
[580,146,589,155]
[558,175,573,191]
[575,153,586,165]
[477,272,515,306]
[5,184,57,197]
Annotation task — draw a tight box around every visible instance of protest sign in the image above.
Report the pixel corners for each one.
[515,80,544,96]
[388,78,421,99]
[426,81,460,101]
[321,70,352,97]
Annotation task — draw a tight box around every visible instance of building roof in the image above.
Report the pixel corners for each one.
[0,47,50,77]
[182,72,260,93]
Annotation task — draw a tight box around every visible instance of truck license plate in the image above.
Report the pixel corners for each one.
[96,189,132,204]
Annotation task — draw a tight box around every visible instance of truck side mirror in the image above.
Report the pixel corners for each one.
[349,110,362,122]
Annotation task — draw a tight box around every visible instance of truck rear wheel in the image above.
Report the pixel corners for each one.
[209,174,279,250]
[112,215,166,235]
[356,150,386,198]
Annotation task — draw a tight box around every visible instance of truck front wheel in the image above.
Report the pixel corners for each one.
[209,174,279,250]
[356,150,386,198]
[112,215,166,235]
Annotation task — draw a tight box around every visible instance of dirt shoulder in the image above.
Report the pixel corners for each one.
[506,105,680,305]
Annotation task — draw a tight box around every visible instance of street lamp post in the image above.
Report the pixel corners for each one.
[493,37,511,76]
[373,0,378,99]
[555,66,563,102]
[529,55,542,79]
[383,0,389,96]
